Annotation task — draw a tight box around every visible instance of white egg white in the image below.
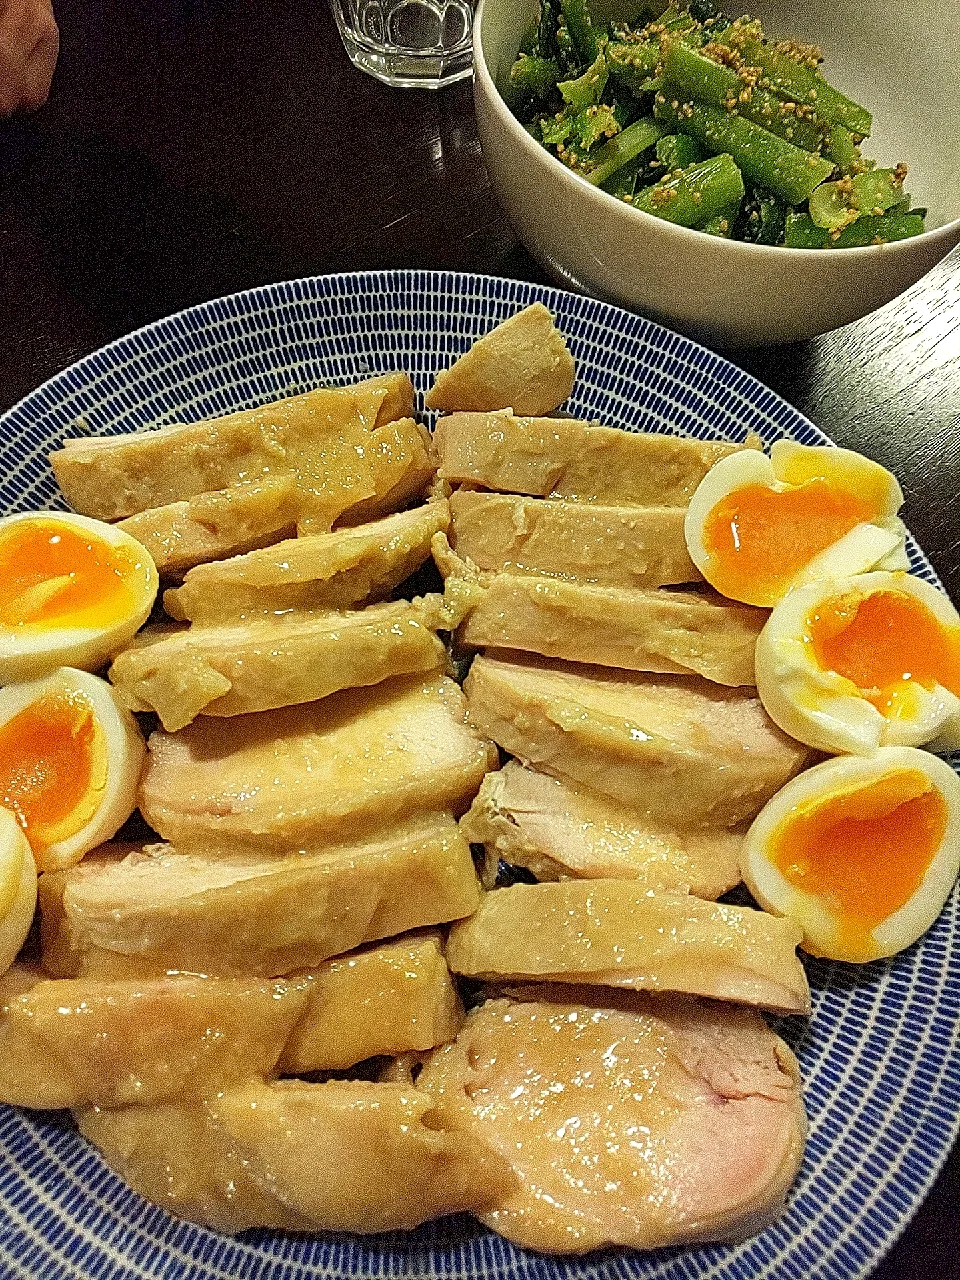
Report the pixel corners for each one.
[742,747,960,963]
[756,572,960,756]
[684,442,906,607]
[0,512,159,684]
[0,668,146,873]
[0,808,38,975]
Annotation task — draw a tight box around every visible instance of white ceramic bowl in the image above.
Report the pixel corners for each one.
[473,0,960,346]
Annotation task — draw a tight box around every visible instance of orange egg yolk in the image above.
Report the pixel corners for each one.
[770,769,947,957]
[0,520,144,632]
[702,480,878,605]
[808,588,960,717]
[0,691,105,859]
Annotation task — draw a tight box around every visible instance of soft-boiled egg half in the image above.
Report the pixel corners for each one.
[0,808,38,975]
[684,441,907,607]
[742,747,960,963]
[757,571,960,756]
[0,668,145,873]
[0,511,158,684]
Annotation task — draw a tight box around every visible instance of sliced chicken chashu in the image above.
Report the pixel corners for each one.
[38,845,143,978]
[465,653,809,828]
[50,381,392,525]
[118,476,299,577]
[164,501,449,624]
[280,932,462,1072]
[462,762,742,897]
[79,1086,507,1235]
[446,881,809,1013]
[417,994,807,1253]
[335,416,436,527]
[456,568,764,686]
[77,1103,315,1233]
[449,490,700,589]
[109,597,448,731]
[193,1080,517,1233]
[357,370,417,426]
[436,411,747,505]
[425,303,574,416]
[116,410,431,579]
[42,820,480,977]
[0,968,307,1110]
[139,672,497,853]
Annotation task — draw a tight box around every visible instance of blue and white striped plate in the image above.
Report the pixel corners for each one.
[0,270,956,1280]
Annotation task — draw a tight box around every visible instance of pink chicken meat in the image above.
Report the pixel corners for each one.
[418,992,806,1254]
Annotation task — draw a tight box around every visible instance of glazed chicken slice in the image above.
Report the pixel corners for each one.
[50,380,391,525]
[118,476,299,576]
[214,1080,518,1232]
[435,410,748,505]
[77,1103,316,1233]
[116,411,432,578]
[139,672,497,853]
[446,881,809,1013]
[417,993,807,1253]
[164,501,449,623]
[279,931,463,1072]
[0,966,307,1110]
[425,303,574,416]
[42,926,462,1071]
[109,597,448,731]
[449,490,700,588]
[462,762,743,897]
[335,416,436,526]
[453,566,764,685]
[464,653,809,828]
[356,370,417,425]
[41,818,480,978]
[46,934,464,1073]
[82,1080,517,1234]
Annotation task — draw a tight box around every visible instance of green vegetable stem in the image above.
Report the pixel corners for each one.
[661,40,829,153]
[655,132,704,169]
[784,210,925,247]
[654,95,835,204]
[714,25,873,136]
[807,167,906,230]
[632,153,745,227]
[584,116,662,185]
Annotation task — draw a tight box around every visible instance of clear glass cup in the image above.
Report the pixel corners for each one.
[328,0,475,88]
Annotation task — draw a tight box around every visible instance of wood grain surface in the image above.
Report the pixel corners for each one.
[0,2,956,1276]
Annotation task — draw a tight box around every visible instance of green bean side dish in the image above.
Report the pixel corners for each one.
[505,0,926,246]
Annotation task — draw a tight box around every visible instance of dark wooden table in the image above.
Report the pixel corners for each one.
[0,1,957,1276]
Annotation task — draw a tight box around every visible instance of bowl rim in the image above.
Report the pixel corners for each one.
[472,0,960,258]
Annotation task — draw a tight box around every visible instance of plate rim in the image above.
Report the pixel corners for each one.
[0,268,804,437]
[0,268,956,1280]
